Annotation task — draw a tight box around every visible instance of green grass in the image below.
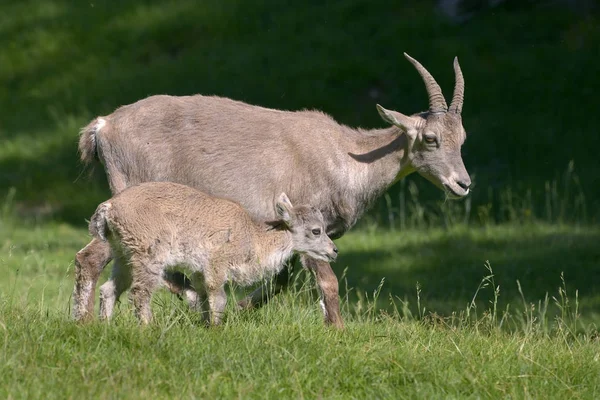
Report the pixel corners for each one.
[3,304,600,399]
[2,1,600,398]
[2,219,600,398]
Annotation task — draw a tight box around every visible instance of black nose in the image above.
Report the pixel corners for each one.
[457,180,470,191]
[333,246,338,254]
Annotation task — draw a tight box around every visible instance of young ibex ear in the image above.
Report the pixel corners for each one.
[376,104,420,132]
[275,192,294,226]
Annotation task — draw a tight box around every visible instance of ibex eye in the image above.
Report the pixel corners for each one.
[424,135,436,144]
[311,228,321,236]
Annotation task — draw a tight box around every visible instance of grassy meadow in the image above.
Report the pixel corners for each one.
[2,219,600,398]
[2,0,600,398]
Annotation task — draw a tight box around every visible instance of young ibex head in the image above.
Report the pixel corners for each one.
[377,53,471,199]
[275,193,338,262]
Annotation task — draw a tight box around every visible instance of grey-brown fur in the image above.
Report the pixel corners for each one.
[73,53,471,328]
[91,182,337,325]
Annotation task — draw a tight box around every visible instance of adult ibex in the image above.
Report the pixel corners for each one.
[90,182,337,325]
[73,53,471,329]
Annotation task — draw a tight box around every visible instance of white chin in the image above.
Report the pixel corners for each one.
[443,184,468,199]
[306,252,331,262]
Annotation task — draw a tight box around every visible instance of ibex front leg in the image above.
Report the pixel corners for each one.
[203,263,228,326]
[236,259,292,309]
[302,255,344,329]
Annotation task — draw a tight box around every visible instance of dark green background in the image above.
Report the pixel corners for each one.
[1,0,598,226]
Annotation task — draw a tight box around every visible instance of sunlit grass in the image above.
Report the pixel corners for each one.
[1,219,600,397]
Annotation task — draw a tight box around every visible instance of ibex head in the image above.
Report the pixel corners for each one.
[275,193,338,262]
[377,53,471,199]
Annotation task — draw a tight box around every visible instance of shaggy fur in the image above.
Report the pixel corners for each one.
[90,182,337,325]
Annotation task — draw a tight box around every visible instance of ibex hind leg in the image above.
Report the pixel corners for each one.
[73,238,113,321]
[99,255,132,321]
[73,143,129,321]
[129,259,163,324]
[163,270,200,310]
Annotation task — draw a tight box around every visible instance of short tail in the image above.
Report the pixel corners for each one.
[89,202,112,241]
[78,117,107,165]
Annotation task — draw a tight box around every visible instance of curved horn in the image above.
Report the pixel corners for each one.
[404,53,447,113]
[449,57,464,114]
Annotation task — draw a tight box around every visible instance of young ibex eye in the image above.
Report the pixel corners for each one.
[311,228,322,236]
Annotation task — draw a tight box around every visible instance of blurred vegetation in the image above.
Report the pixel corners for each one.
[1,0,599,226]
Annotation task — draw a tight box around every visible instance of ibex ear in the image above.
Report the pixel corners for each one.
[275,193,294,226]
[376,104,416,131]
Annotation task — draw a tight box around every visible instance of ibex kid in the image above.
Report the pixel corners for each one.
[89,182,338,325]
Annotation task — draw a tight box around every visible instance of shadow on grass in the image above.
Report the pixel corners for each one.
[333,227,600,316]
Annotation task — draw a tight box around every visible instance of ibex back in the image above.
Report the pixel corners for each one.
[73,53,471,328]
[90,182,337,325]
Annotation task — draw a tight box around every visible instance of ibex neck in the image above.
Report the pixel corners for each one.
[346,125,413,205]
[253,226,294,272]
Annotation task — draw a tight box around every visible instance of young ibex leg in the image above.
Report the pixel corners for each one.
[303,256,344,329]
[99,256,132,321]
[129,261,161,324]
[73,238,113,321]
[163,270,200,310]
[236,259,293,310]
[188,272,209,322]
[206,285,227,326]
[130,284,154,324]
[203,263,228,326]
